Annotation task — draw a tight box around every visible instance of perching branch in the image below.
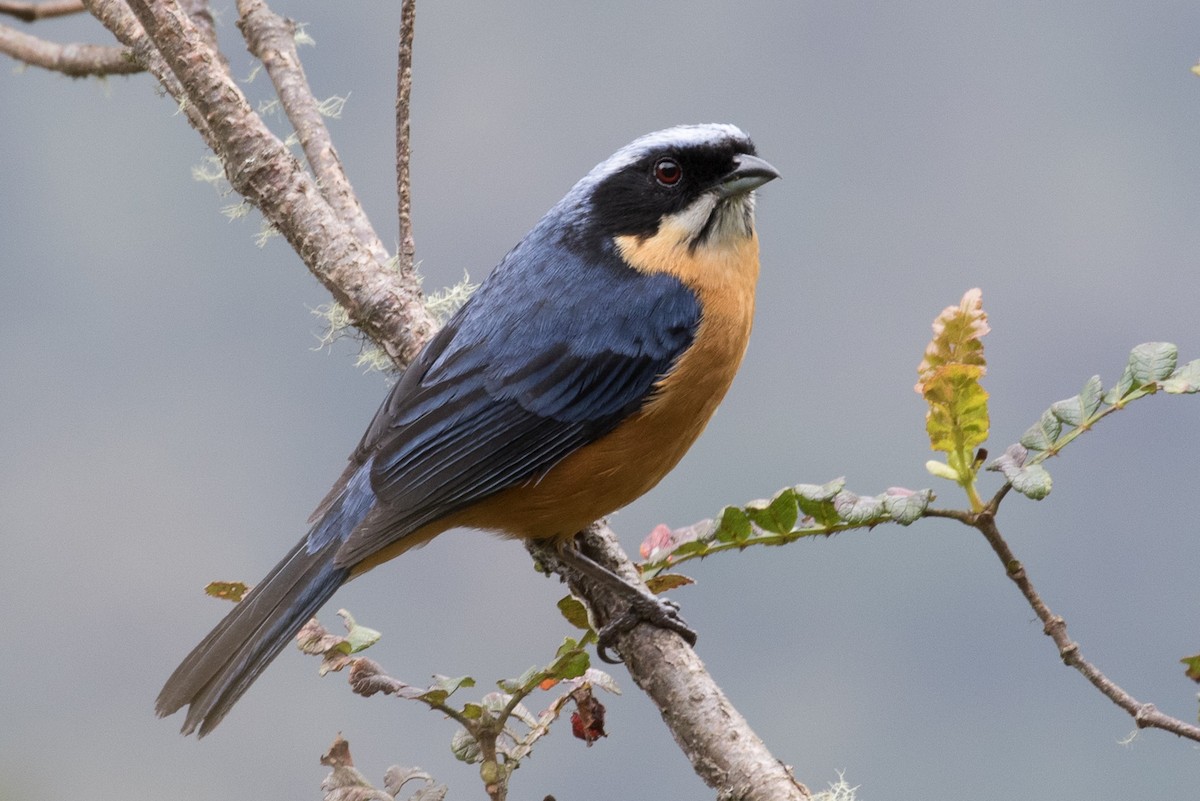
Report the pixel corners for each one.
[0,20,140,75]
[531,526,811,801]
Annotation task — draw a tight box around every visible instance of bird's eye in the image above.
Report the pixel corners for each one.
[654,157,682,186]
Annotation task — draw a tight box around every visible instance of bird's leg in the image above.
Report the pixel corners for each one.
[553,534,697,664]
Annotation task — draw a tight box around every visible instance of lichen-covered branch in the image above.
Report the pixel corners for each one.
[114,0,433,367]
[236,0,389,268]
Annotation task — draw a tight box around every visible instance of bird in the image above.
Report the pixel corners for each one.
[156,123,779,737]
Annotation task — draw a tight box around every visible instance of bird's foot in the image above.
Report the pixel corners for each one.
[595,594,698,664]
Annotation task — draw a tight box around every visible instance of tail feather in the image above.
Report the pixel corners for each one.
[155,536,349,736]
[157,463,374,736]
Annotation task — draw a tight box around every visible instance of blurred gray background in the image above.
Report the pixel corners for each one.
[3,2,1200,799]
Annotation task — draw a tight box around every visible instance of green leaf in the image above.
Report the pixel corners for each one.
[556,596,592,631]
[794,478,844,502]
[1163,359,1200,394]
[451,729,481,764]
[1020,409,1062,452]
[793,478,845,527]
[337,610,381,653]
[1009,463,1052,499]
[744,488,799,534]
[461,703,483,720]
[832,491,885,524]
[989,444,1053,500]
[498,666,540,694]
[1182,653,1200,683]
[1078,375,1104,417]
[420,674,475,704]
[1128,342,1177,384]
[922,363,990,454]
[550,647,589,681]
[881,487,934,525]
[1050,376,1103,427]
[713,505,752,542]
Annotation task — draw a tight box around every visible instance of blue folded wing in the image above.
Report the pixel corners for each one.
[331,242,700,567]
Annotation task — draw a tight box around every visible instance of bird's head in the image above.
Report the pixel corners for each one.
[554,124,779,262]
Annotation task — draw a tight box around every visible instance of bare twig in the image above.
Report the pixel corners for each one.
[0,21,140,75]
[236,0,390,267]
[395,0,416,273]
[929,502,1200,742]
[531,526,811,801]
[0,0,83,22]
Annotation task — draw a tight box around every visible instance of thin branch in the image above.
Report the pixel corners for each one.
[120,0,434,368]
[236,0,389,267]
[0,0,83,21]
[395,0,415,274]
[0,20,140,75]
[530,526,811,801]
[82,0,213,144]
[971,509,1200,741]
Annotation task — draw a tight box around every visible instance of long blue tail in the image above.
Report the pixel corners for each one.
[156,466,374,736]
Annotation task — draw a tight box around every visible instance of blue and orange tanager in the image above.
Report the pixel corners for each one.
[156,123,779,736]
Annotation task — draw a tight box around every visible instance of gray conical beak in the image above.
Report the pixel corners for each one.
[716,154,781,198]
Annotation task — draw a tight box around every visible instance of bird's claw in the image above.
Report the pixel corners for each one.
[595,594,698,664]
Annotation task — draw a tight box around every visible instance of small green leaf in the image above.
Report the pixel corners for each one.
[451,729,481,763]
[461,703,483,719]
[1010,463,1052,499]
[832,491,885,524]
[794,478,844,502]
[989,444,1052,500]
[1181,653,1200,683]
[1020,409,1062,452]
[881,487,934,525]
[744,488,799,534]
[1050,395,1086,427]
[420,674,475,704]
[550,649,589,681]
[1078,375,1104,417]
[498,667,540,694]
[1128,342,1177,384]
[556,596,593,631]
[1163,359,1200,394]
[793,478,845,526]
[714,505,752,542]
[922,363,990,454]
[337,610,381,653]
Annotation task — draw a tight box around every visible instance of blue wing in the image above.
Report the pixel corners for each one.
[329,239,700,567]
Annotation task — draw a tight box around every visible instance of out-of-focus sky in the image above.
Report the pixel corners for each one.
[3,3,1200,799]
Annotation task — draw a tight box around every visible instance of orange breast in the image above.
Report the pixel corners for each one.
[456,228,761,541]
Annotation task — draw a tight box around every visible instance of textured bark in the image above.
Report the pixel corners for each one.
[535,526,811,801]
